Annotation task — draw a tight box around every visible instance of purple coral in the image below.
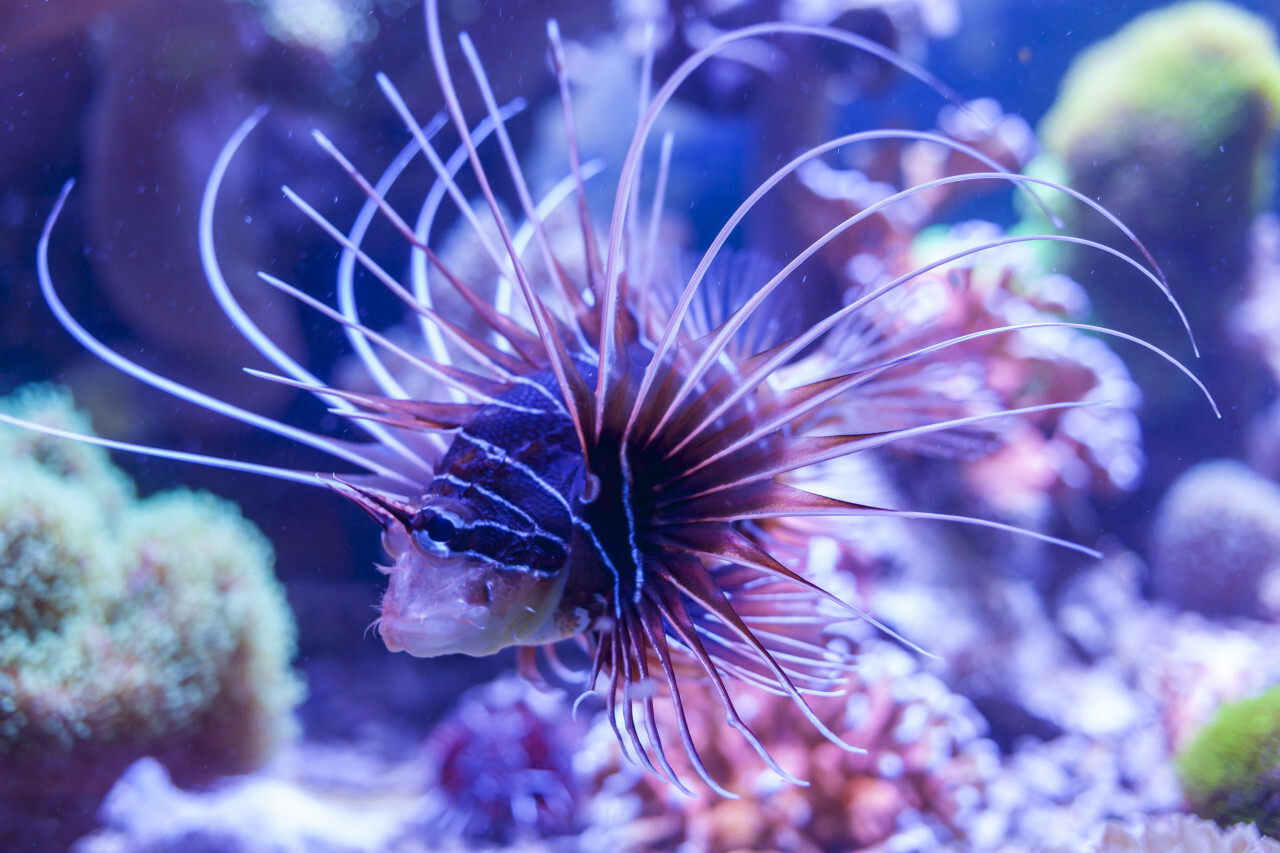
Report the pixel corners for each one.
[1148,460,1280,620]
[418,677,584,845]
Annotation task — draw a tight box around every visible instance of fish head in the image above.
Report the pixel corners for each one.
[375,496,573,658]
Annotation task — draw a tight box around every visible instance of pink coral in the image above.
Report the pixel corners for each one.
[591,642,995,852]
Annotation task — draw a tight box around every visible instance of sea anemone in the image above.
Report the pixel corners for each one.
[2,0,1214,795]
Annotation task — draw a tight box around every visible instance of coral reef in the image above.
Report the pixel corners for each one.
[0,387,303,849]
[63,602,1280,853]
[1031,0,1280,437]
[1148,460,1280,620]
[1079,814,1280,853]
[11,1,1280,851]
[1178,686,1280,836]
[1037,0,1280,287]
[867,542,1280,853]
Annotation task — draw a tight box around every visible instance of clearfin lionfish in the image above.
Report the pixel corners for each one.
[3,0,1216,796]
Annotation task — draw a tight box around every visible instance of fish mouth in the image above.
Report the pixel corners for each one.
[376,606,494,658]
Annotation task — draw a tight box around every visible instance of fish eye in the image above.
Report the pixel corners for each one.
[423,512,460,544]
[410,506,467,552]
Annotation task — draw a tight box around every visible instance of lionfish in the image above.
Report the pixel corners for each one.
[4,0,1213,796]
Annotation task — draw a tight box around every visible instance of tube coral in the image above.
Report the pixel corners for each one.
[0,386,303,849]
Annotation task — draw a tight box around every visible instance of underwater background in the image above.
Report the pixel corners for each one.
[3,0,1280,850]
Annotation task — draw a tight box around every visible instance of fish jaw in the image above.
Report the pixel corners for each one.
[376,525,569,658]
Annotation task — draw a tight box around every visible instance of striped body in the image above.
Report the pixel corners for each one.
[423,370,582,581]
[379,365,628,658]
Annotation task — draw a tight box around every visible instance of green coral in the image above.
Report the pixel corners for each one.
[0,387,303,844]
[1029,1,1280,292]
[1026,1,1280,418]
[1177,685,1280,836]
[1040,0,1280,206]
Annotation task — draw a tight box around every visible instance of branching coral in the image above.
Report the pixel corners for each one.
[788,128,1146,530]
[0,386,303,849]
[589,642,994,853]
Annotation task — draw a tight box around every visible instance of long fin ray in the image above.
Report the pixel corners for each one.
[680,321,1219,479]
[253,272,509,404]
[661,220,1201,461]
[456,32,597,349]
[36,180,414,486]
[603,21,992,450]
[422,0,597,462]
[660,481,1103,558]
[657,560,867,757]
[656,525,935,658]
[0,412,325,487]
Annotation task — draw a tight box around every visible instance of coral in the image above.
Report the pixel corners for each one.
[788,205,1146,529]
[1177,685,1280,836]
[1039,2,1280,188]
[780,99,1147,535]
[867,549,1280,853]
[1032,1,1280,404]
[1148,460,1280,619]
[417,676,585,845]
[0,384,135,512]
[908,222,1146,514]
[590,642,996,853]
[0,387,303,849]
[75,754,420,853]
[1080,814,1280,853]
